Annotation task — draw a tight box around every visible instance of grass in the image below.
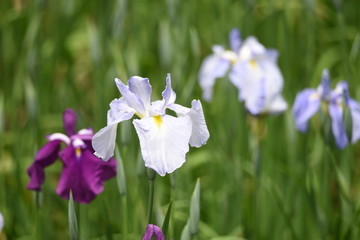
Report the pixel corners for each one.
[1,0,360,239]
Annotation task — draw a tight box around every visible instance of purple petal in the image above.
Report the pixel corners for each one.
[292,89,321,132]
[27,140,61,191]
[63,109,77,136]
[115,78,147,117]
[319,69,331,99]
[56,146,116,204]
[329,103,348,149]
[349,99,360,143]
[162,73,176,108]
[229,28,241,53]
[142,224,165,240]
[128,76,152,110]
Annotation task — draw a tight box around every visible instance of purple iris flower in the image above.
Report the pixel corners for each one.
[293,69,360,149]
[27,109,117,204]
[142,224,165,240]
[198,28,287,115]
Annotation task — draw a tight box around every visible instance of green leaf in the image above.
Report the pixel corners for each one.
[115,145,127,196]
[68,191,78,240]
[162,200,172,236]
[189,179,200,235]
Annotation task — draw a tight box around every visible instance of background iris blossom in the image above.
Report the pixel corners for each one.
[142,224,165,240]
[27,109,117,204]
[293,69,360,149]
[198,28,287,115]
[92,74,210,176]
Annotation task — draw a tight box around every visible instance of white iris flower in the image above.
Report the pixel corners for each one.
[92,74,210,176]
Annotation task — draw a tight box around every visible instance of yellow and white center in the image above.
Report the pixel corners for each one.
[153,115,163,128]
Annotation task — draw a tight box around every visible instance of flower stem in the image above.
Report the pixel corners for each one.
[147,168,156,224]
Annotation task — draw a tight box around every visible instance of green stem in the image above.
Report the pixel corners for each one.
[147,178,155,224]
[36,191,42,240]
[121,195,128,239]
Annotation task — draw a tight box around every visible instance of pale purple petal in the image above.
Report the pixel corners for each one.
[0,212,3,232]
[292,89,320,132]
[229,28,241,53]
[128,76,152,110]
[162,73,176,108]
[133,115,192,176]
[329,103,348,149]
[27,140,61,191]
[198,52,231,101]
[349,99,360,143]
[107,98,135,125]
[63,109,77,136]
[56,146,116,204]
[319,69,331,99]
[115,78,147,117]
[142,224,165,240]
[264,95,288,115]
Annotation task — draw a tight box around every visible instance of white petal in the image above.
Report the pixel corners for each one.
[349,99,360,143]
[0,212,3,232]
[47,133,71,145]
[198,51,231,101]
[264,95,288,114]
[133,115,192,176]
[92,123,118,161]
[168,101,209,147]
[107,98,135,125]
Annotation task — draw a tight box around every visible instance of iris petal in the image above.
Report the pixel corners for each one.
[63,109,77,136]
[142,224,165,240]
[162,73,176,107]
[292,89,320,132]
[329,103,348,149]
[92,123,119,161]
[128,76,152,111]
[229,28,241,53]
[198,49,231,101]
[349,99,360,143]
[56,147,117,204]
[133,115,192,176]
[27,140,61,191]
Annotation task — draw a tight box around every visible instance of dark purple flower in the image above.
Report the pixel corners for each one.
[142,224,165,240]
[27,109,117,204]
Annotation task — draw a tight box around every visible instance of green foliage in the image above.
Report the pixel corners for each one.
[1,0,360,239]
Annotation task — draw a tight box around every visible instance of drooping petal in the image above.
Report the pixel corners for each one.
[230,61,265,115]
[162,73,176,108]
[27,140,61,191]
[142,224,165,240]
[133,115,192,176]
[115,78,147,118]
[264,95,288,115]
[56,146,117,204]
[328,103,348,149]
[92,124,118,161]
[229,28,241,53]
[168,100,210,147]
[292,89,321,132]
[128,76,152,111]
[261,60,287,114]
[63,109,77,136]
[198,48,231,101]
[349,99,360,143]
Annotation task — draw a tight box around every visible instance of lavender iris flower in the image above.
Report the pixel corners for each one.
[293,69,360,149]
[142,224,165,240]
[92,74,210,176]
[27,109,117,204]
[198,28,287,115]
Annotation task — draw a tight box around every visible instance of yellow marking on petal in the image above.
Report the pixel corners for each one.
[249,59,257,68]
[153,115,163,128]
[75,148,82,158]
[309,93,320,100]
[135,112,144,119]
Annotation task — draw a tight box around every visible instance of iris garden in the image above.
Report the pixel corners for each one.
[1,0,360,239]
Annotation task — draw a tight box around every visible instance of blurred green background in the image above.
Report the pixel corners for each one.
[1,0,360,239]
